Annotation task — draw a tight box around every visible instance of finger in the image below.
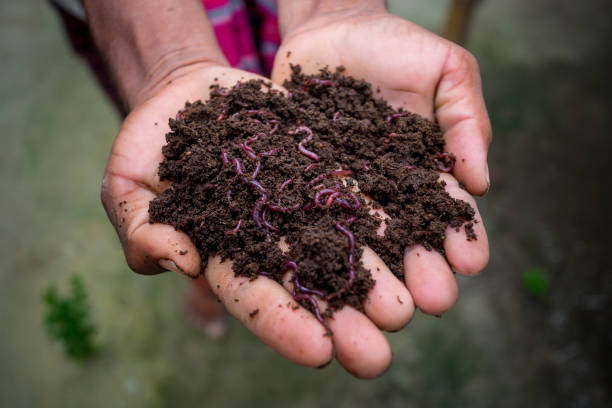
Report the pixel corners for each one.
[205,256,334,368]
[328,306,392,379]
[435,45,492,196]
[101,173,201,277]
[361,246,415,331]
[440,173,489,275]
[280,262,391,378]
[404,245,458,315]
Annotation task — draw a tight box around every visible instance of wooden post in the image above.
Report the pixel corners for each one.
[442,0,482,45]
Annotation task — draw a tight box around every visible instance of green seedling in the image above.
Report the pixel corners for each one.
[43,275,98,360]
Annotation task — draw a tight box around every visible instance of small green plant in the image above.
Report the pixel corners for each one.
[521,267,550,298]
[43,275,98,360]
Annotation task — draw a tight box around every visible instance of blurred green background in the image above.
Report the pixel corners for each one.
[1,0,610,407]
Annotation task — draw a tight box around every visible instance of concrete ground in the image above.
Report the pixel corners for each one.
[1,0,610,407]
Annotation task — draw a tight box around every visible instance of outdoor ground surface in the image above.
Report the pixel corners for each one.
[1,1,610,407]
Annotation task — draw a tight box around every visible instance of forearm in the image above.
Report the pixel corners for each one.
[82,0,227,109]
[277,0,386,37]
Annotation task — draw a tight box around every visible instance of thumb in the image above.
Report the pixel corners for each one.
[102,173,201,278]
[435,45,492,195]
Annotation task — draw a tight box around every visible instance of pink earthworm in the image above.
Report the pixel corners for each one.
[225,219,243,235]
[258,147,282,157]
[239,143,258,160]
[233,158,246,175]
[307,169,353,187]
[175,107,187,121]
[292,126,320,162]
[251,161,262,179]
[261,206,278,232]
[314,188,339,209]
[267,204,299,213]
[212,88,230,97]
[278,179,293,192]
[437,152,455,172]
[305,163,318,172]
[221,149,230,167]
[293,293,332,336]
[385,112,408,123]
[384,133,399,143]
[304,79,337,87]
[333,110,343,121]
[269,121,279,135]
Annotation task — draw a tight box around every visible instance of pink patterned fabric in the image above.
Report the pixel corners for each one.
[202,0,280,76]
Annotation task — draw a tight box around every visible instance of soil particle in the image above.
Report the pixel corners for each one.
[249,308,259,318]
[149,65,476,315]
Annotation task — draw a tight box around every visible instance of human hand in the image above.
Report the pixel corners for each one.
[101,62,345,372]
[270,1,491,376]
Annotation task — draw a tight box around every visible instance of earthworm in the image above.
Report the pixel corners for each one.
[175,107,187,121]
[241,177,268,229]
[284,261,330,334]
[261,206,278,231]
[384,133,399,143]
[246,109,273,119]
[333,110,343,121]
[226,189,233,204]
[304,79,337,87]
[258,147,282,157]
[258,270,273,276]
[437,152,455,172]
[217,110,227,121]
[221,149,230,167]
[292,275,325,298]
[269,121,279,135]
[212,88,230,97]
[305,163,318,172]
[326,192,344,208]
[291,126,320,162]
[278,179,293,192]
[242,178,266,194]
[266,204,300,213]
[302,202,316,211]
[314,188,339,209]
[225,219,243,235]
[346,215,359,224]
[233,158,246,175]
[307,169,353,187]
[293,293,332,336]
[362,161,370,171]
[239,143,258,160]
[385,112,408,123]
[326,223,356,300]
[251,161,262,179]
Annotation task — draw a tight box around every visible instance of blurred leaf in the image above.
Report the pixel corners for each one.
[42,275,98,361]
[522,267,550,298]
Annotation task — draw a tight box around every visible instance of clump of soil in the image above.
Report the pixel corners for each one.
[149,65,475,322]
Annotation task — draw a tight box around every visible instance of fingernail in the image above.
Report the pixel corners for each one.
[483,163,491,195]
[159,259,197,279]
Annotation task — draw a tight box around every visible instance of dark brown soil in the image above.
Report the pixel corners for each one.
[148,65,475,316]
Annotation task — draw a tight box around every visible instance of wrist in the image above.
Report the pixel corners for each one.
[131,51,226,109]
[277,0,387,37]
[82,0,228,110]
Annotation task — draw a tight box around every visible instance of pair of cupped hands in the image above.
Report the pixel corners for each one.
[101,10,491,379]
